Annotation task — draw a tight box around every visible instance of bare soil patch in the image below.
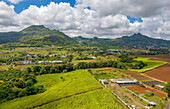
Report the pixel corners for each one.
[99,68,115,71]
[142,81,163,86]
[126,86,167,98]
[136,55,170,82]
[122,71,150,80]
[144,64,170,82]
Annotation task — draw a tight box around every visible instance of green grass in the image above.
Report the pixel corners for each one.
[72,60,97,64]
[0,65,12,70]
[93,70,128,80]
[35,89,122,109]
[0,70,103,109]
[129,57,168,73]
[139,79,155,82]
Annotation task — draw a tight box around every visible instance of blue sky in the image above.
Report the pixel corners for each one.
[0,0,169,40]
[1,0,142,23]
[3,0,76,13]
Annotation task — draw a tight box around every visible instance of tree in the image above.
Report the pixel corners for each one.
[27,67,32,73]
[33,66,42,73]
[164,82,170,97]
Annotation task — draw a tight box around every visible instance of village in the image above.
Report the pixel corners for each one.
[0,46,170,109]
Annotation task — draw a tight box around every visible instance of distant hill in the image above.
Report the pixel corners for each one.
[0,25,77,46]
[74,33,170,49]
[0,26,170,49]
[113,33,170,49]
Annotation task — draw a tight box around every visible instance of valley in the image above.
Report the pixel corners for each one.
[0,25,170,109]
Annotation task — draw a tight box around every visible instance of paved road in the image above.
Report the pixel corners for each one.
[166,100,170,109]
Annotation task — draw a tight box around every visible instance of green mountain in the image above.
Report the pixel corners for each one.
[113,33,170,49]
[74,33,170,49]
[0,26,170,49]
[0,25,77,46]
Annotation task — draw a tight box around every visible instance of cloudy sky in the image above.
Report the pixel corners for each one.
[0,0,170,40]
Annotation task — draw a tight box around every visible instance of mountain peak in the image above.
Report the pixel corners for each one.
[29,25,45,28]
[21,25,49,32]
[132,33,142,36]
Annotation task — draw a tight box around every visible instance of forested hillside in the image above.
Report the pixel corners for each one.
[0,25,77,46]
[74,33,170,49]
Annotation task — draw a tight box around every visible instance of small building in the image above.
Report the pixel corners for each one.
[51,60,63,64]
[89,56,96,59]
[38,60,63,65]
[110,79,138,85]
[38,61,44,64]
[155,85,164,90]
[98,79,109,84]
[61,56,66,58]
[2,63,7,66]
[148,102,156,106]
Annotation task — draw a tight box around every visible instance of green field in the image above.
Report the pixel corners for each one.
[129,57,168,73]
[35,89,122,109]
[0,65,12,70]
[0,70,122,109]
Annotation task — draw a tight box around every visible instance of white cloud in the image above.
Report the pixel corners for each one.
[0,1,170,40]
[0,1,20,30]
[77,0,170,17]
[8,0,24,4]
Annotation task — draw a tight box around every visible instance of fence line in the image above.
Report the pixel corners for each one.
[101,82,132,109]
[124,87,156,106]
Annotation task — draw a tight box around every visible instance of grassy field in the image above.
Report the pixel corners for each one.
[92,69,129,80]
[0,70,123,109]
[35,89,122,109]
[129,57,168,73]
[0,65,12,70]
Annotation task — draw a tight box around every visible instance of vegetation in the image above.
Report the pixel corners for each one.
[0,69,46,103]
[0,25,77,47]
[164,82,170,97]
[35,89,122,109]
[129,57,168,72]
[0,70,104,109]
[74,33,170,49]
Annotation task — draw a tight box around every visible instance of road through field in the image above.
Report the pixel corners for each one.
[166,100,170,109]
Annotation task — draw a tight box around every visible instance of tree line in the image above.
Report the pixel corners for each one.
[0,57,146,103]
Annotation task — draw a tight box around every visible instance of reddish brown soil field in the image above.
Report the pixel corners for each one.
[136,55,170,83]
[137,55,170,62]
[126,86,167,98]
[99,59,109,62]
[99,68,115,71]
[142,81,163,86]
[144,63,170,83]
[122,71,150,80]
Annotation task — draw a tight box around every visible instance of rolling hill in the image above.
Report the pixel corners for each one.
[113,33,170,49]
[0,25,77,46]
[74,33,170,49]
[0,25,170,49]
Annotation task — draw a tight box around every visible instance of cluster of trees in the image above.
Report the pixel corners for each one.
[164,82,170,97]
[0,55,146,103]
[0,69,45,103]
[76,60,145,70]
[149,48,170,54]
[118,54,146,69]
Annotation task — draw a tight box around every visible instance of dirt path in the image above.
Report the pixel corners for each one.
[109,84,146,108]
[166,100,170,109]
[141,83,168,96]
[27,87,102,109]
